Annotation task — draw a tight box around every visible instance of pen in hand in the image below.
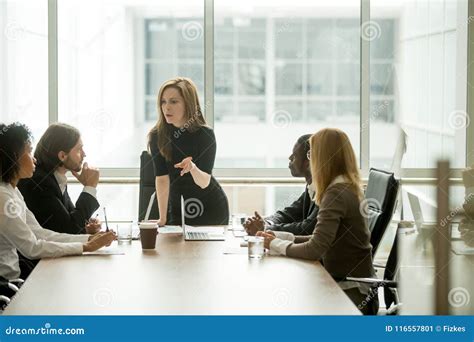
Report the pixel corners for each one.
[103,207,109,232]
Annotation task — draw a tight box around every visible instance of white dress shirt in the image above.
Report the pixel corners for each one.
[0,183,89,280]
[53,171,97,198]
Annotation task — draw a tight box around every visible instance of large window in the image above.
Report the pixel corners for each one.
[0,0,470,174]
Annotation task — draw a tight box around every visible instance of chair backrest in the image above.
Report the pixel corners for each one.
[365,168,400,255]
[138,151,159,221]
[0,276,16,299]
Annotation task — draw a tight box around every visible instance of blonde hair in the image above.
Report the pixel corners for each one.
[309,128,363,205]
[148,77,207,161]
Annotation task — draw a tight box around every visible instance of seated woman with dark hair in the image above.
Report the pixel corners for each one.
[0,123,115,281]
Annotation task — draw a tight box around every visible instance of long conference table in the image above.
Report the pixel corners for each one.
[4,228,360,315]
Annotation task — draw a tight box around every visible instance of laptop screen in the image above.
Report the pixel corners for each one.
[407,192,424,229]
[181,195,186,234]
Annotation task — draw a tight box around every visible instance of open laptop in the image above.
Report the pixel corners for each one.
[407,191,460,240]
[181,196,225,241]
[407,192,430,231]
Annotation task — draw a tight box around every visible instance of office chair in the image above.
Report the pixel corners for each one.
[365,168,400,255]
[138,151,160,221]
[0,276,23,312]
[346,233,400,315]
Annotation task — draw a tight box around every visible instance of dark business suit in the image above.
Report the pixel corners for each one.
[17,166,99,279]
[18,166,99,235]
[265,185,319,235]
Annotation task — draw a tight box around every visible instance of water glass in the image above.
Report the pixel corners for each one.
[248,236,265,259]
[117,222,132,245]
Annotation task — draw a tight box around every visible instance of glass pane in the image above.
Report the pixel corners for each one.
[275,19,303,59]
[146,63,175,96]
[370,0,467,169]
[238,31,265,59]
[177,19,204,59]
[335,18,359,60]
[215,0,361,169]
[337,63,359,96]
[215,97,234,122]
[370,19,394,60]
[371,63,394,95]
[215,30,234,59]
[307,19,335,60]
[145,100,156,121]
[307,63,333,95]
[145,19,175,59]
[215,63,233,95]
[307,101,333,122]
[0,0,48,138]
[274,100,303,124]
[238,100,265,122]
[58,0,204,168]
[238,63,265,95]
[275,63,302,95]
[178,63,204,94]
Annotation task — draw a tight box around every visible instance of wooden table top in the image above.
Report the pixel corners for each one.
[5,229,360,315]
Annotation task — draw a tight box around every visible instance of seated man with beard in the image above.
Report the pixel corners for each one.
[18,123,102,278]
[19,123,102,235]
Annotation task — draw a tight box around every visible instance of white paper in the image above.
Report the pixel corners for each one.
[185,225,224,234]
[222,247,248,255]
[83,248,125,256]
[158,225,183,234]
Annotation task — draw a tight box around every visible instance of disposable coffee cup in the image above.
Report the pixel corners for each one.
[139,222,158,250]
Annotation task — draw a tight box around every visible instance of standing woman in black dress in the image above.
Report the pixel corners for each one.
[147,77,229,226]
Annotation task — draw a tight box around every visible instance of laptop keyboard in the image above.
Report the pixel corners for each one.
[187,232,209,240]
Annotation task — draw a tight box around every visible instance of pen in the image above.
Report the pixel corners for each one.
[103,207,109,232]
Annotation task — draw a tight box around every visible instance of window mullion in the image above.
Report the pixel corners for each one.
[48,0,58,124]
[360,0,370,177]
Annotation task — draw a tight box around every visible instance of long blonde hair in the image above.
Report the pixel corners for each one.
[147,77,207,161]
[309,128,363,205]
